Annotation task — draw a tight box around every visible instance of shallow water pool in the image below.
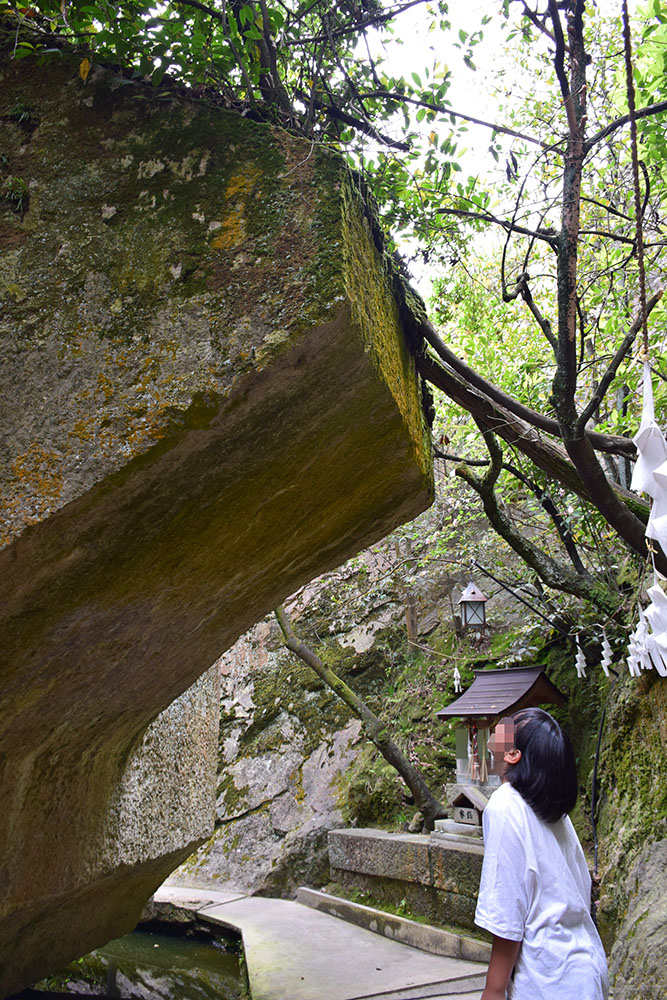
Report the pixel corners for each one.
[34,925,243,1000]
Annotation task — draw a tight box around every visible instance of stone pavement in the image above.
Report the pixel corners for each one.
[153,885,487,1000]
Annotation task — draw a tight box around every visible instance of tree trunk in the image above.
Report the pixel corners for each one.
[546,1,664,574]
[275,605,447,831]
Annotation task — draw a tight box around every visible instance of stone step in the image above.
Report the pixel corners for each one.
[354,974,487,999]
[296,887,491,964]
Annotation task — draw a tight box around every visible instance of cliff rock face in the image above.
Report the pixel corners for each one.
[174,620,365,896]
[598,673,667,1000]
[0,44,433,997]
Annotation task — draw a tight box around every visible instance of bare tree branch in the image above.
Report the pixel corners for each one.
[503,462,589,576]
[416,318,635,456]
[581,195,632,222]
[437,444,591,576]
[585,99,667,152]
[357,91,550,148]
[576,289,664,432]
[417,353,645,512]
[578,229,636,245]
[435,206,558,244]
[502,272,557,351]
[457,427,616,609]
[548,0,578,136]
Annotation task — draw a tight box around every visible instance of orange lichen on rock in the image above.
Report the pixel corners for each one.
[1,443,64,544]
[210,165,263,250]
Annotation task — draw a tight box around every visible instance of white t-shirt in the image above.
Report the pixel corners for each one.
[475,782,609,1000]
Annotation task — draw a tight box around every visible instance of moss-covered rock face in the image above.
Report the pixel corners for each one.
[0,48,433,998]
[596,672,667,999]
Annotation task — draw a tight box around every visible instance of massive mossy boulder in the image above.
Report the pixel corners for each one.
[0,41,433,998]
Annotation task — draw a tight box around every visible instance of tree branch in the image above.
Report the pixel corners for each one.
[274,604,446,830]
[585,99,667,153]
[433,446,487,467]
[581,195,632,222]
[458,428,615,609]
[562,431,666,571]
[439,446,593,576]
[518,0,558,46]
[417,319,635,456]
[577,228,636,245]
[294,89,410,150]
[282,0,428,45]
[521,0,556,42]
[435,206,558,244]
[503,462,589,576]
[417,353,646,517]
[358,91,549,149]
[576,289,664,432]
[503,272,557,350]
[548,0,577,136]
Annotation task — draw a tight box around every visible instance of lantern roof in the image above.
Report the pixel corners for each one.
[436,665,567,725]
[459,582,488,604]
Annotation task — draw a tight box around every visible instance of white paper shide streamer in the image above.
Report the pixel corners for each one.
[600,631,613,677]
[627,361,667,677]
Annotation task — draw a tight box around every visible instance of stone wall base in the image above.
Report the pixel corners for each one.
[327,828,484,932]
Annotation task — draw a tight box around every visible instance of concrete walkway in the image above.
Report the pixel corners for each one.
[153,885,487,1000]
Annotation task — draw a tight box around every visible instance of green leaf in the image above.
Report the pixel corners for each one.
[239,4,254,26]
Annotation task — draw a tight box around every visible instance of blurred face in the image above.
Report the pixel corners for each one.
[488,718,521,777]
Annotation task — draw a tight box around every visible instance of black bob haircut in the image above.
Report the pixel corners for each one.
[506,707,578,823]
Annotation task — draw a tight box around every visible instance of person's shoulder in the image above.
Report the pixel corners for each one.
[485,782,529,824]
[487,781,523,810]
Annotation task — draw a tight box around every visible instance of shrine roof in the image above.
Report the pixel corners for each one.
[436,664,567,722]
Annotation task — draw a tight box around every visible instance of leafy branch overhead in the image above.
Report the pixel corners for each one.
[5,0,667,607]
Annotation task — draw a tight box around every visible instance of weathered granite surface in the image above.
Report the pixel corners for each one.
[597,672,667,999]
[171,621,364,895]
[0,41,433,998]
[608,837,667,1000]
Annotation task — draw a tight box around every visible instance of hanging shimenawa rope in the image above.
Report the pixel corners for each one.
[622,0,649,358]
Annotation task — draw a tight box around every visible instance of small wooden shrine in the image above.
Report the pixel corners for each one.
[432,665,568,841]
[437,664,567,786]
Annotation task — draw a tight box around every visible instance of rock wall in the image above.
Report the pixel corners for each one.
[597,672,667,1000]
[0,39,433,997]
[170,501,548,899]
[173,621,365,896]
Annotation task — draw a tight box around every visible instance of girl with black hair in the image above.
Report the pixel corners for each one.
[475,707,608,1000]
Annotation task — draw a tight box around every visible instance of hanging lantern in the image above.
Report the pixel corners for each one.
[459,581,488,628]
